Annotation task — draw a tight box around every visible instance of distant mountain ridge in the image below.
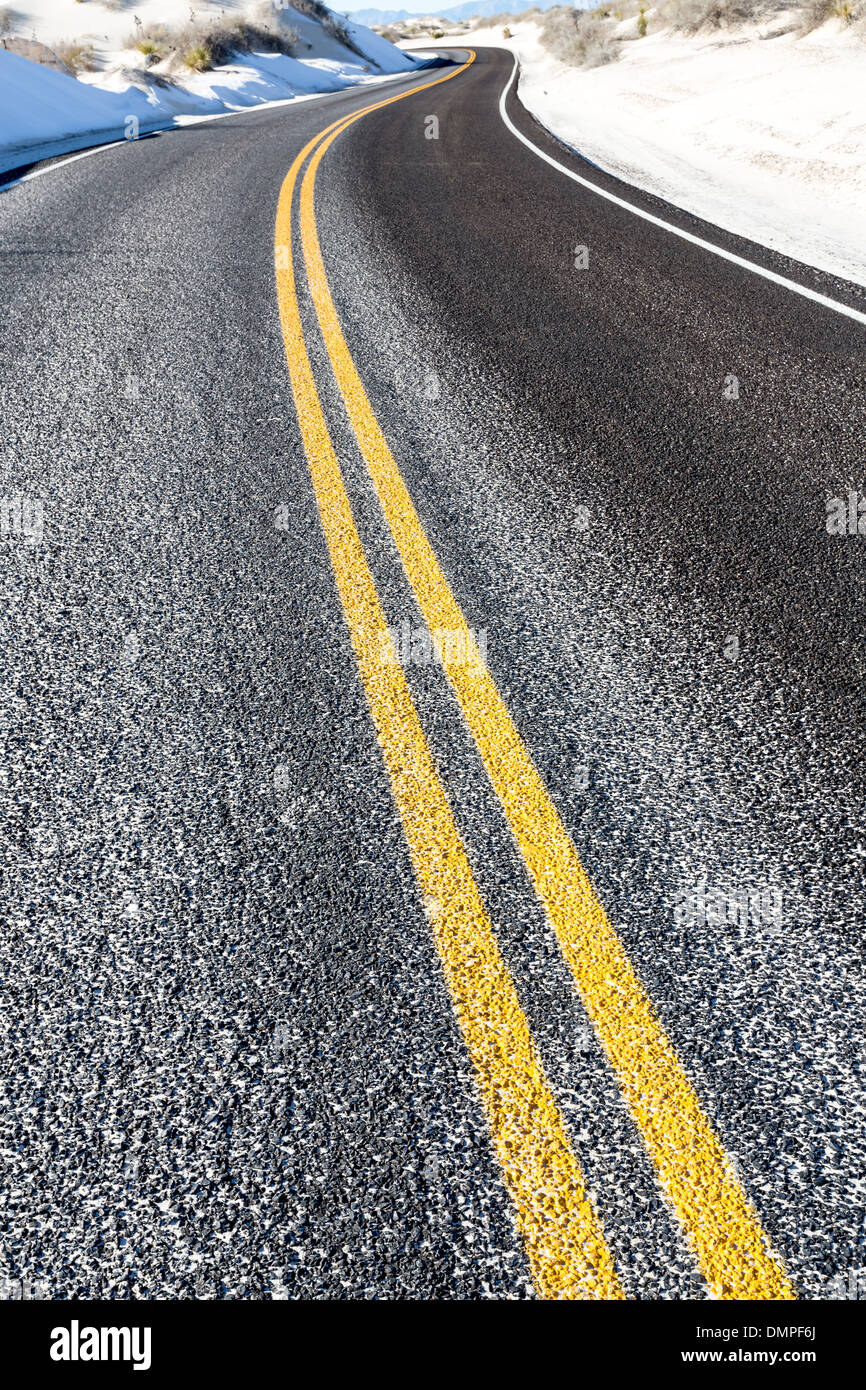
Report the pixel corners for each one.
[346,0,579,26]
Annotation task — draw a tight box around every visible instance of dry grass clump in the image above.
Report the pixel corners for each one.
[128,13,302,73]
[54,39,97,73]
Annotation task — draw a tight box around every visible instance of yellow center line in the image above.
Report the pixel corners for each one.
[297,74,796,1301]
[274,67,624,1301]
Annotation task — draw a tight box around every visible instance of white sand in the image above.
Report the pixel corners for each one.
[432,13,866,285]
[0,2,416,174]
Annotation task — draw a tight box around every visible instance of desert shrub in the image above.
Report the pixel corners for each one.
[662,0,727,30]
[661,0,809,30]
[540,6,620,66]
[130,15,301,73]
[200,18,301,65]
[799,0,831,22]
[798,0,859,25]
[287,0,330,20]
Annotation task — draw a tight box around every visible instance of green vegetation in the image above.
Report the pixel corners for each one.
[183,44,211,72]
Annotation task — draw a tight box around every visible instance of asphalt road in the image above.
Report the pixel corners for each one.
[0,45,864,1301]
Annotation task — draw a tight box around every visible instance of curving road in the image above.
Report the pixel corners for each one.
[0,45,864,1302]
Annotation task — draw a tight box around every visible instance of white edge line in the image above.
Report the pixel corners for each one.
[1,137,129,191]
[0,65,422,194]
[497,51,866,329]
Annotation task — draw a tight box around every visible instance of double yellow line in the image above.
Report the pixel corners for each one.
[273,55,794,1301]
